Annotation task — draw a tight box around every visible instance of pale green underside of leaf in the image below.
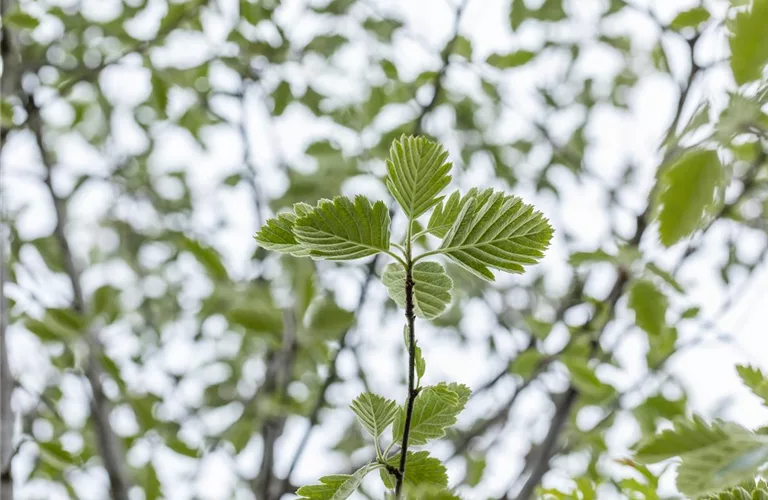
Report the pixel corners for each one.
[437,188,553,281]
[349,392,398,438]
[381,262,453,319]
[293,195,391,260]
[380,451,448,490]
[386,135,452,219]
[427,189,474,238]
[704,480,768,499]
[654,149,725,247]
[634,416,768,496]
[676,441,768,497]
[254,210,311,257]
[296,464,374,500]
[635,416,752,464]
[392,383,470,446]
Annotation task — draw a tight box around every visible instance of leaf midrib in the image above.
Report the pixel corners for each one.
[439,228,548,253]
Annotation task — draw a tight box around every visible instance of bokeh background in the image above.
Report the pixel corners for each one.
[1,0,767,498]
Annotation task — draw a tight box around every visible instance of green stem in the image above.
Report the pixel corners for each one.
[395,221,418,499]
[383,440,397,459]
[412,249,441,263]
[384,249,408,268]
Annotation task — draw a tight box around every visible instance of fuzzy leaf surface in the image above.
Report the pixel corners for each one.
[382,262,453,319]
[436,188,553,280]
[392,383,470,445]
[349,393,398,438]
[296,464,374,500]
[385,135,452,219]
[293,195,391,261]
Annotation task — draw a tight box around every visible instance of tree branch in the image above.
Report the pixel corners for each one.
[254,310,298,500]
[26,99,132,500]
[413,0,469,135]
[508,33,709,497]
[1,0,20,494]
[0,218,13,500]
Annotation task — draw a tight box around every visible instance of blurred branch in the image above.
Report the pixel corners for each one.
[25,98,132,500]
[0,205,13,499]
[280,256,380,488]
[413,0,468,135]
[1,0,20,494]
[255,310,298,500]
[0,0,20,150]
[503,29,709,498]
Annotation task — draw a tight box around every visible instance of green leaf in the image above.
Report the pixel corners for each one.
[406,487,462,500]
[254,210,312,257]
[634,416,757,464]
[510,0,527,30]
[363,17,402,41]
[392,383,470,446]
[562,358,614,402]
[5,9,39,29]
[91,285,120,323]
[645,262,685,293]
[435,188,553,281]
[1,99,14,128]
[382,451,448,490]
[385,135,452,220]
[227,306,283,337]
[167,439,199,458]
[304,297,354,339]
[415,345,426,381]
[38,441,79,467]
[737,364,768,407]
[703,480,768,499]
[670,7,710,30]
[427,189,473,238]
[25,314,80,342]
[509,349,544,378]
[296,464,375,500]
[178,237,229,280]
[349,393,398,438]
[151,73,168,114]
[654,149,725,247]
[382,262,453,319]
[272,80,292,116]
[486,51,535,69]
[137,465,162,500]
[628,280,668,337]
[305,34,348,57]
[293,196,391,261]
[568,249,616,266]
[677,440,768,497]
[729,0,768,85]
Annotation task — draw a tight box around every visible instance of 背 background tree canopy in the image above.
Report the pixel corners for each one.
[1,0,768,498]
